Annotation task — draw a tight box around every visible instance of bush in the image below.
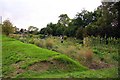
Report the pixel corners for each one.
[18,37,25,42]
[28,38,35,44]
[9,34,19,39]
[45,38,54,49]
[39,34,45,39]
[83,37,91,47]
[2,20,14,36]
[85,48,93,63]
[64,36,67,40]
[34,39,40,46]
[29,34,33,38]
[64,46,76,55]
[76,47,93,65]
[34,39,45,48]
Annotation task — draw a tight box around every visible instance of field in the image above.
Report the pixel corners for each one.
[0,35,2,77]
[2,34,119,78]
[1,1,119,79]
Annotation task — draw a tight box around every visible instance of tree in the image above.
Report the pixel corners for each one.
[39,1,120,38]
[40,23,57,36]
[74,9,97,28]
[54,23,64,36]
[96,2,119,38]
[76,27,84,39]
[2,20,14,36]
[84,2,119,38]
[40,28,47,34]
[58,14,70,27]
[28,26,38,34]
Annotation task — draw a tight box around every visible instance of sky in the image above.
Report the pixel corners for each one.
[0,0,102,30]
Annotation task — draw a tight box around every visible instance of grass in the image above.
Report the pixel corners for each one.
[16,67,118,78]
[2,35,119,78]
[0,35,2,77]
[10,34,119,69]
[67,67,118,78]
[2,35,88,78]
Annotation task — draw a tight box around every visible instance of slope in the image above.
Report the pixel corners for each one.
[2,35,88,78]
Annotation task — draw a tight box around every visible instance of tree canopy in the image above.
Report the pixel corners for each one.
[2,20,14,36]
[40,2,119,39]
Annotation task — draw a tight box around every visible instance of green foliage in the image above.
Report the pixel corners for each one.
[28,26,39,34]
[16,67,118,78]
[11,34,119,69]
[2,20,14,36]
[76,28,84,39]
[39,34,45,39]
[34,39,45,48]
[58,14,70,27]
[2,35,88,78]
[63,36,67,40]
[28,38,35,44]
[67,67,118,78]
[39,2,119,38]
[2,1,120,78]
[93,48,104,59]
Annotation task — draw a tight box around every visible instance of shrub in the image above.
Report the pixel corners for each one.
[85,48,93,64]
[64,36,67,40]
[2,20,14,36]
[45,38,54,49]
[28,38,35,44]
[19,37,26,43]
[29,34,33,38]
[9,34,19,39]
[83,37,91,47]
[76,47,93,65]
[34,39,45,48]
[34,39,40,46]
[39,34,45,39]
[64,46,76,55]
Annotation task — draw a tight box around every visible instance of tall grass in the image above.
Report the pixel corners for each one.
[8,34,119,69]
[88,36,120,48]
[45,38,54,49]
[76,47,93,65]
[34,39,45,48]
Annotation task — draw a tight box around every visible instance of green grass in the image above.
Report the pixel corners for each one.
[2,35,88,78]
[67,67,118,78]
[16,67,118,78]
[2,35,118,78]
[0,35,2,77]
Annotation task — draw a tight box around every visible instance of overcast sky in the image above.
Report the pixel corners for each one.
[0,0,102,29]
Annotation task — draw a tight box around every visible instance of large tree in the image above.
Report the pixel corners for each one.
[40,2,120,38]
[85,2,119,38]
[2,20,14,36]
[58,14,70,27]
